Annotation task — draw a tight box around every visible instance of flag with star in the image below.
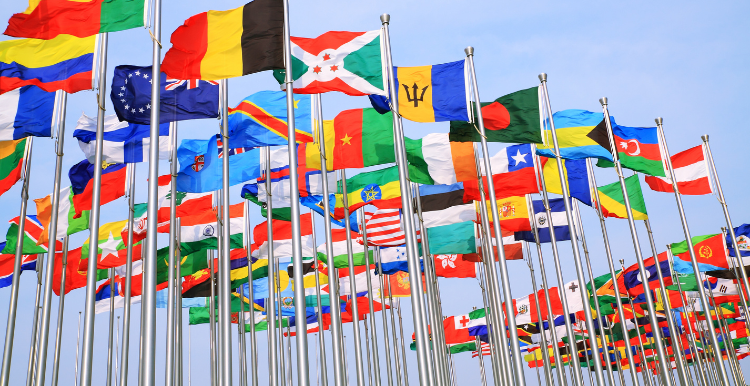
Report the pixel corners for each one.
[227,90,313,148]
[273,31,386,96]
[110,65,219,125]
[79,220,143,270]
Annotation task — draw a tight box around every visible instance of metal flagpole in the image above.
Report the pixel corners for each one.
[166,120,179,386]
[585,158,641,386]
[244,200,259,386]
[375,247,395,386]
[476,336,488,386]
[208,251,218,386]
[50,236,69,386]
[116,316,120,383]
[264,147,280,386]
[339,169,367,386]
[218,78,233,386]
[309,210,328,386]
[25,254,44,386]
[380,15,434,386]
[363,317,373,386]
[0,123,34,386]
[475,258,504,386]
[238,289,248,386]
[538,75,606,386]
[118,163,137,386]
[704,279,743,385]
[188,324,192,386]
[620,261,657,386]
[106,269,116,386]
[75,312,81,386]
[285,325,293,386]
[359,209,383,386]
[176,220,183,386]
[395,299,411,386]
[386,276,404,386]
[32,89,68,386]
[523,243,555,386]
[312,93,346,386]
[466,47,526,386]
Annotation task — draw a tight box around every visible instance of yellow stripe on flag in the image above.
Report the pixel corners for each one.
[0,139,24,159]
[396,66,435,122]
[477,195,528,223]
[0,34,95,68]
[598,190,648,220]
[305,120,335,171]
[201,6,244,79]
[347,179,401,209]
[539,125,599,150]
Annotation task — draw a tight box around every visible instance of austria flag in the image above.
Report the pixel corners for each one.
[644,145,712,195]
[463,143,539,202]
[69,159,127,217]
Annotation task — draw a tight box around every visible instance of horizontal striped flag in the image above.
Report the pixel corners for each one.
[644,145,711,195]
[357,209,405,247]
[0,138,28,197]
[0,242,36,288]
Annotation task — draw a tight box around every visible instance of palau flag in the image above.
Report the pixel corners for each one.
[394,60,469,123]
[536,109,614,161]
[228,90,313,148]
[0,34,95,94]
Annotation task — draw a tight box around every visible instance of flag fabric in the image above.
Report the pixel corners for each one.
[1,215,49,254]
[540,157,592,206]
[52,247,87,295]
[393,60,468,123]
[596,175,648,220]
[228,91,312,148]
[176,135,260,193]
[0,34,95,94]
[0,243,36,288]
[161,0,284,80]
[68,159,127,216]
[383,271,424,298]
[337,265,380,296]
[274,30,385,96]
[419,183,477,255]
[33,186,90,245]
[301,108,394,171]
[156,289,205,308]
[0,86,55,140]
[644,145,711,195]
[95,278,141,314]
[357,209,405,247]
[727,224,750,258]
[672,234,729,270]
[0,138,27,197]
[111,65,219,125]
[479,195,531,232]
[316,228,373,268]
[463,143,539,202]
[433,254,476,278]
[536,110,613,161]
[170,203,245,256]
[345,166,431,213]
[378,246,410,274]
[449,86,543,144]
[473,226,525,261]
[404,133,476,185]
[79,220,141,269]
[252,215,315,260]
[597,125,666,177]
[4,0,144,39]
[73,113,171,164]
[155,175,213,223]
[514,198,571,243]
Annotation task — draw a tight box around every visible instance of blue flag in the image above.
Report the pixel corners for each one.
[727,224,750,257]
[176,135,260,193]
[0,85,55,140]
[228,91,313,148]
[111,65,219,125]
[514,198,571,243]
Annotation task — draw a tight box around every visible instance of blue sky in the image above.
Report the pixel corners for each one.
[0,0,749,385]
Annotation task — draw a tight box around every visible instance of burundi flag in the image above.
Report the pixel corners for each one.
[274,30,385,96]
[595,174,648,220]
[0,86,55,140]
[33,186,90,245]
[393,60,469,123]
[536,109,614,161]
[228,90,313,148]
[0,138,28,197]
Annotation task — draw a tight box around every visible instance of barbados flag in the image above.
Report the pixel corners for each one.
[393,60,469,123]
[227,90,313,148]
[536,109,614,161]
[0,34,95,94]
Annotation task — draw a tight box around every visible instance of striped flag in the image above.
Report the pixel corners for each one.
[472,342,492,358]
[644,145,712,195]
[0,242,36,288]
[357,209,405,246]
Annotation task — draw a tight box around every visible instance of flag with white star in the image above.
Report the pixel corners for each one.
[111,65,219,125]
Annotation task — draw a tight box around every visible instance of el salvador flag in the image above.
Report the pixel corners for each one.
[0,86,55,140]
[73,113,170,164]
[514,198,572,243]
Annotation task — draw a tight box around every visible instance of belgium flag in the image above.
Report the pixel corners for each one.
[162,0,284,80]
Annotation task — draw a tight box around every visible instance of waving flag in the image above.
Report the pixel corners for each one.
[0,86,55,140]
[78,220,143,270]
[228,91,312,147]
[419,183,476,255]
[357,209,405,247]
[53,247,86,295]
[540,157,592,206]
[596,175,648,220]
[514,198,571,243]
[536,110,614,161]
[252,215,315,260]
[644,145,711,195]
[393,60,469,123]
[463,143,539,202]
[316,228,373,268]
[2,215,49,254]
[597,125,666,177]
[68,159,127,216]
[73,113,170,164]
[176,135,260,193]
[0,138,28,197]
[34,186,90,245]
[0,242,36,288]
[405,133,476,185]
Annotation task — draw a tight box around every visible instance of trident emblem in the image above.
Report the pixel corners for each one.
[403,83,429,107]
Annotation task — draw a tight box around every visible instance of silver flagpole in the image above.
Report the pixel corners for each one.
[106,269,116,386]
[465,47,526,385]
[209,251,218,386]
[339,169,366,386]
[312,93,346,386]
[25,254,45,386]
[704,280,742,385]
[386,275,404,386]
[176,220,183,386]
[358,209,382,386]
[119,163,136,386]
[75,312,81,386]
[395,298,410,386]
[33,89,68,386]
[166,119,179,386]
[116,316,120,382]
[308,210,328,386]
[523,243,555,385]
[279,1,310,384]
[538,74,606,386]
[375,247,394,386]
[0,124,34,386]
[50,236,69,386]
[363,318,373,386]
[476,336,488,386]
[79,31,109,386]
[475,256,503,386]
[380,15,434,386]
[620,263,657,386]
[218,78,233,386]
[596,98,672,386]
[264,147,280,386]
[238,288,248,386]
[244,200,259,386]
[285,325,293,386]
[188,324,192,386]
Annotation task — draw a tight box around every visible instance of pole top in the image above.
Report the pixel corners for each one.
[599,97,608,106]
[380,14,390,24]
[538,73,547,82]
[464,46,474,56]
[701,135,709,142]
[655,117,663,125]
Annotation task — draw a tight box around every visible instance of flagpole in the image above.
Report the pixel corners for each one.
[312,94,347,386]
[244,200,259,386]
[386,276,404,386]
[208,250,218,386]
[106,268,116,386]
[475,255,504,386]
[363,317,373,386]
[475,335,488,386]
[358,211,384,386]
[117,163,136,386]
[380,15,435,386]
[704,278,743,385]
[25,253,44,386]
[309,210,328,386]
[264,146,280,386]
[238,288,248,386]
[165,119,180,386]
[523,242,555,386]
[374,247,395,386]
[75,312,81,386]
[115,316,120,383]
[50,236,69,386]
[176,219,184,386]
[619,277,653,386]
[395,298,410,386]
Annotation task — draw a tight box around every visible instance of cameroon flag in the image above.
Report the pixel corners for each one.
[161,0,284,80]
[0,138,27,197]
[345,166,431,212]
[596,175,648,220]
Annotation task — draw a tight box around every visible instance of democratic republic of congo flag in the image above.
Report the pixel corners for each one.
[227,91,313,148]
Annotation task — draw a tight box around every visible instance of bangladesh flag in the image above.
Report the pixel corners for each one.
[671,234,729,269]
[0,138,26,198]
[596,175,648,220]
[449,87,542,144]
[273,30,385,96]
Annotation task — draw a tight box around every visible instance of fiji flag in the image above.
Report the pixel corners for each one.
[0,86,55,140]
[514,198,571,243]
[228,91,313,148]
[0,242,37,288]
[176,135,260,193]
[110,65,219,125]
[73,113,170,164]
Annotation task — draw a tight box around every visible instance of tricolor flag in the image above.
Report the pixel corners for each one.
[463,143,540,202]
[0,242,36,288]
[479,195,532,232]
[0,138,28,197]
[68,159,127,217]
[337,264,380,296]
[378,246,410,274]
[644,145,712,196]
[0,86,55,140]
[95,277,141,314]
[33,186,90,245]
[170,202,246,256]
[73,113,171,164]
[419,183,476,255]
[514,198,571,243]
[599,125,666,177]
[392,61,469,123]
[404,133,476,185]
[316,228,373,268]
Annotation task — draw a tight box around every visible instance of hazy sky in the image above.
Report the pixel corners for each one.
[0,0,748,385]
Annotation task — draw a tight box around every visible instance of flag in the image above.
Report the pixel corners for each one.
[4,0,144,39]
[444,314,477,347]
[171,203,245,256]
[404,133,476,185]
[68,159,126,217]
[228,91,312,148]
[73,113,171,164]
[161,0,284,80]
[357,209,405,247]
[337,265,380,296]
[433,254,476,278]
[727,224,750,258]
[155,175,213,223]
[378,246,410,274]
[393,60,468,123]
[463,143,539,202]
[111,65,219,125]
[0,86,55,140]
[301,108,394,171]
[449,86,543,144]
[251,215,314,260]
[479,195,531,232]
[2,215,50,254]
[33,186,90,245]
[345,166,431,212]
[619,253,673,296]
[316,228,373,268]
[540,157,592,206]
[472,226,525,261]
[274,30,385,96]
[0,138,27,197]
[536,110,613,161]
[95,278,141,314]
[514,198,571,243]
[419,183,477,255]
[596,175,648,220]
[156,289,205,308]
[52,247,87,295]
[383,271,425,298]
[0,243,36,288]
[644,145,711,195]
[597,125,666,177]
[176,135,260,193]
[671,234,728,270]
[79,220,141,269]
[0,34,95,94]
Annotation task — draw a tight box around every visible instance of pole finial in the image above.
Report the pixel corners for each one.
[701,135,709,142]
[538,73,547,82]
[380,14,390,24]
[599,97,608,106]
[655,117,663,125]
[464,46,474,56]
